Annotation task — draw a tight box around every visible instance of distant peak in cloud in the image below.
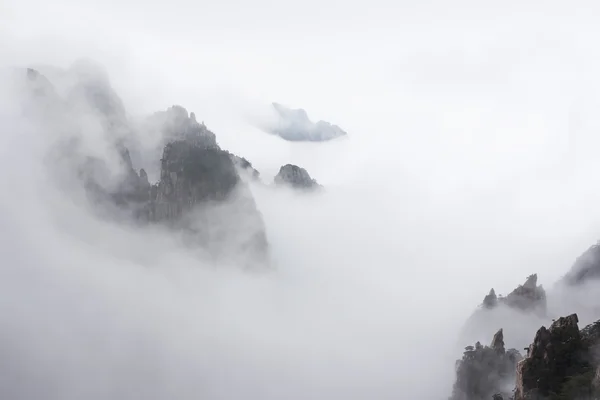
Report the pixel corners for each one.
[274,164,321,190]
[20,65,270,268]
[482,273,546,315]
[265,102,347,142]
[562,242,600,286]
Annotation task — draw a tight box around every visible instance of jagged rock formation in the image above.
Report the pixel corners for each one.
[21,64,269,267]
[515,314,600,400]
[274,164,320,190]
[563,242,600,286]
[454,248,600,400]
[146,136,268,264]
[146,106,217,149]
[450,329,522,400]
[149,140,239,221]
[451,315,600,400]
[482,274,546,315]
[503,274,547,314]
[136,109,268,264]
[483,288,499,309]
[267,102,347,142]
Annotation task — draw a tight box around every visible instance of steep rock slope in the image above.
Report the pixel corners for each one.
[145,123,268,264]
[516,314,600,400]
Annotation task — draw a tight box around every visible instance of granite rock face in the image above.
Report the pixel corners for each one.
[450,329,522,400]
[515,314,600,400]
[150,140,239,221]
[267,102,347,142]
[516,314,582,399]
[145,136,268,265]
[274,164,320,190]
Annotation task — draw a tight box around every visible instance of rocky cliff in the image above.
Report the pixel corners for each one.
[515,314,600,400]
[22,63,269,267]
[450,329,522,400]
[451,314,600,400]
[451,237,600,400]
[145,132,268,264]
[459,273,548,361]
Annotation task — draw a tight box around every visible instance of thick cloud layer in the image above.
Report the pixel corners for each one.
[3,0,600,399]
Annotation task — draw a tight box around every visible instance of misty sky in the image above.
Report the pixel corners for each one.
[2,0,600,399]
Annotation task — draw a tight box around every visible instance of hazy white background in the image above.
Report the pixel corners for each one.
[2,0,600,398]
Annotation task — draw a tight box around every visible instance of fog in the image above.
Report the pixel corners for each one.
[2,0,600,398]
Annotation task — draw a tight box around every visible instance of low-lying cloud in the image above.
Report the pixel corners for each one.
[3,1,600,398]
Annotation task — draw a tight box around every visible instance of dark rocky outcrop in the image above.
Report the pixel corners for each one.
[451,315,600,400]
[150,140,239,221]
[144,137,268,265]
[563,242,600,286]
[267,102,347,142]
[450,329,522,400]
[515,314,600,400]
[454,251,600,400]
[21,65,269,267]
[482,274,546,315]
[274,164,320,190]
